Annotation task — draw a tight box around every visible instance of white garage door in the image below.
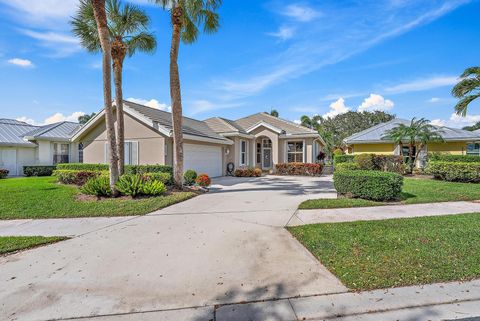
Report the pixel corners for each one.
[184,143,223,177]
[0,148,17,176]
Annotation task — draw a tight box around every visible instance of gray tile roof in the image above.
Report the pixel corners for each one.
[234,112,317,135]
[24,121,80,140]
[204,117,247,134]
[345,118,480,144]
[0,119,38,147]
[124,100,231,143]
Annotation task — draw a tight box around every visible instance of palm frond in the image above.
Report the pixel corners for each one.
[460,66,480,78]
[454,94,480,116]
[126,32,157,56]
[70,0,102,53]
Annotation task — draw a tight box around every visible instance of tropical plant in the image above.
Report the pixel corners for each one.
[462,121,480,131]
[452,67,480,116]
[142,180,167,196]
[72,0,156,175]
[151,0,222,187]
[81,176,112,196]
[269,109,279,117]
[84,0,119,193]
[115,174,144,197]
[383,118,443,174]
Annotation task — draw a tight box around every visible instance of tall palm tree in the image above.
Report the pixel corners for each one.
[89,0,119,192]
[452,67,480,116]
[300,115,321,130]
[72,0,156,175]
[152,0,221,187]
[383,118,443,174]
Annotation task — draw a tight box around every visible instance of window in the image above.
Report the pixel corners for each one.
[53,143,69,164]
[105,141,138,165]
[240,140,247,165]
[256,143,261,164]
[467,143,480,156]
[287,141,304,163]
[78,143,84,163]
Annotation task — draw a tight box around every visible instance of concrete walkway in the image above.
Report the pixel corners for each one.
[289,201,480,226]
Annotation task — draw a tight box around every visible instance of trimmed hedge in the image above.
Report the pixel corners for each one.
[335,162,360,171]
[334,155,354,164]
[56,163,108,171]
[53,170,106,186]
[23,166,56,177]
[426,161,480,183]
[235,167,262,177]
[183,169,197,186]
[428,154,480,163]
[372,155,405,174]
[334,170,404,201]
[354,154,375,170]
[275,163,322,176]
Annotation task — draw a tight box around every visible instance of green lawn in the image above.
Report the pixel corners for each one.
[288,213,480,290]
[0,176,195,219]
[299,178,480,209]
[0,236,66,255]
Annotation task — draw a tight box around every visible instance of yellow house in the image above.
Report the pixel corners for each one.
[344,119,480,164]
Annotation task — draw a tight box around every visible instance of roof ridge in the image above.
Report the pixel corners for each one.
[216,117,240,132]
[30,122,65,137]
[346,118,401,141]
[236,112,316,133]
[124,100,208,125]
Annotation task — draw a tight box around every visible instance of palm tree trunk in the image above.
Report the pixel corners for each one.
[92,0,119,193]
[408,143,415,174]
[112,39,127,175]
[170,5,184,188]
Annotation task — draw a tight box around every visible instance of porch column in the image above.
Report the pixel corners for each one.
[249,138,256,167]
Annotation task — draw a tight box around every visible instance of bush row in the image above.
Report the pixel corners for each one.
[54,169,171,186]
[334,154,405,174]
[81,174,167,197]
[23,166,56,177]
[275,163,322,176]
[334,170,404,201]
[235,167,262,177]
[428,153,480,163]
[426,161,480,183]
[333,155,355,164]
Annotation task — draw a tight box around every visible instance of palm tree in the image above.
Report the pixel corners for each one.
[72,0,156,175]
[383,118,443,174]
[152,0,221,187]
[89,0,119,192]
[269,109,279,117]
[300,115,321,130]
[452,67,480,116]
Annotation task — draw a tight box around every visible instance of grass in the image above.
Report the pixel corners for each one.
[0,176,196,219]
[299,178,480,209]
[0,236,66,255]
[288,213,480,290]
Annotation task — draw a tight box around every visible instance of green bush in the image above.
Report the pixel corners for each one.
[335,162,360,171]
[23,166,56,177]
[426,161,480,183]
[57,163,108,171]
[354,154,375,170]
[372,155,405,174]
[81,176,112,197]
[53,170,106,185]
[334,155,355,164]
[428,154,480,163]
[142,180,167,196]
[183,169,197,186]
[334,170,404,201]
[115,175,144,198]
[142,172,171,185]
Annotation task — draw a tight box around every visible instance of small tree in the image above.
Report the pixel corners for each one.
[78,112,97,125]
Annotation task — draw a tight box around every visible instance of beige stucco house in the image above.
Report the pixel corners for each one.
[72,100,325,177]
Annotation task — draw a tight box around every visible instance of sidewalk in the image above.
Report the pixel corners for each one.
[289,201,480,226]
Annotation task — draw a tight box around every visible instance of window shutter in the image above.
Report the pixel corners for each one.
[131,141,139,165]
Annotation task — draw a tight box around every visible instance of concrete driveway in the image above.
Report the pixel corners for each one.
[0,175,345,321]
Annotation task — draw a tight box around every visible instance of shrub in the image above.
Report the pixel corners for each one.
[196,174,211,187]
[335,162,360,171]
[0,169,9,179]
[333,155,355,164]
[57,163,108,171]
[234,167,262,177]
[183,169,197,186]
[23,166,56,177]
[81,176,112,197]
[333,149,344,156]
[142,180,167,196]
[372,155,405,174]
[334,170,404,201]
[115,175,144,197]
[275,163,322,176]
[426,161,480,183]
[428,153,480,163]
[142,172,171,185]
[253,168,262,177]
[354,154,376,170]
[53,170,104,185]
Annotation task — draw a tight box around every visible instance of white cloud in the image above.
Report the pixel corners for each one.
[428,97,441,103]
[431,113,480,128]
[267,26,295,41]
[0,0,77,22]
[358,94,394,112]
[126,98,171,112]
[16,116,37,125]
[189,99,244,115]
[281,4,321,22]
[21,29,81,57]
[323,98,350,119]
[384,76,458,94]
[8,58,33,68]
[16,111,85,126]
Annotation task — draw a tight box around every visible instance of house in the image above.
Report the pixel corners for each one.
[0,119,81,176]
[344,118,480,165]
[72,100,325,177]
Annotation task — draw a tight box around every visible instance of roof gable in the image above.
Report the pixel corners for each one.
[235,112,316,135]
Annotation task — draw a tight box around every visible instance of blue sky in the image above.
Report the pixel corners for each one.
[1,0,480,128]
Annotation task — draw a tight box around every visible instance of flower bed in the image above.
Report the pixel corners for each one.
[275,162,322,176]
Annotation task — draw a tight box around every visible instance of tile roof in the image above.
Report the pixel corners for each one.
[345,118,480,144]
[234,112,317,135]
[0,119,38,147]
[203,117,247,134]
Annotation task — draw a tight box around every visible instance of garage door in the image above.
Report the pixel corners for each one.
[0,148,17,176]
[184,144,223,177]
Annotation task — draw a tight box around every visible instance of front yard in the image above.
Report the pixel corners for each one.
[288,213,480,290]
[300,178,480,209]
[0,177,195,219]
[0,236,66,255]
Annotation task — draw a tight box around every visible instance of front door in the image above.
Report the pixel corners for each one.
[262,138,272,170]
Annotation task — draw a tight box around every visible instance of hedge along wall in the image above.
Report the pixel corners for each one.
[426,161,480,183]
[428,154,480,163]
[333,155,355,164]
[334,170,404,201]
[275,162,322,176]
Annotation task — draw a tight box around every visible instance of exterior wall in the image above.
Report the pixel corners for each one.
[349,142,469,156]
[37,141,52,165]
[16,147,36,175]
[80,113,167,165]
[427,142,468,155]
[350,143,395,155]
[250,127,279,169]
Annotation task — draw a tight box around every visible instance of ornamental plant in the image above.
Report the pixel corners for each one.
[183,169,197,186]
[195,174,211,187]
[0,169,9,179]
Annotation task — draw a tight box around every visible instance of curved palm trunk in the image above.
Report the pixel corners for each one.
[92,0,119,193]
[408,143,415,174]
[170,5,184,188]
[112,39,127,175]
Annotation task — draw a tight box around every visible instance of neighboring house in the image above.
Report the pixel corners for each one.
[72,100,325,177]
[0,119,81,176]
[344,118,480,165]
